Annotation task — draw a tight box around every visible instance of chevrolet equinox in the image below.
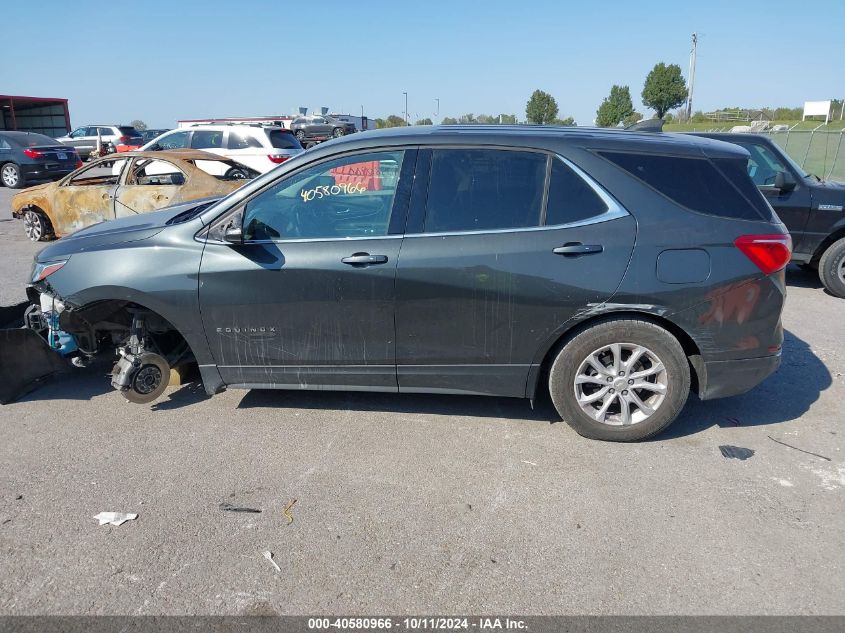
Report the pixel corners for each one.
[17,126,790,441]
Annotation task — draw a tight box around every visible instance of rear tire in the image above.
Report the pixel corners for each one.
[332,127,345,138]
[1,163,24,188]
[818,237,845,299]
[295,130,306,143]
[548,318,690,442]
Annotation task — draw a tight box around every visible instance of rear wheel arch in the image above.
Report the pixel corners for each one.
[811,225,845,265]
[529,310,702,399]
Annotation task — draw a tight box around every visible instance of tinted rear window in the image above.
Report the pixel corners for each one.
[8,133,58,147]
[118,126,140,136]
[424,149,546,233]
[599,151,768,221]
[545,157,607,225]
[268,130,301,149]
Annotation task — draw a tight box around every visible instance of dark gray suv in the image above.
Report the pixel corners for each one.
[15,126,789,441]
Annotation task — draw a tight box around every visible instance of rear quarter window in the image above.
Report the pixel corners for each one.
[268,130,302,150]
[599,151,771,221]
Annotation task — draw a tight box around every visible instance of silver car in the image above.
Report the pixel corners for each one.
[55,125,142,159]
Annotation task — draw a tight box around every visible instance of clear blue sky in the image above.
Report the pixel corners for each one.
[3,0,844,128]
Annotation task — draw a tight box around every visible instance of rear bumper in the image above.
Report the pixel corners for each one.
[20,164,74,181]
[697,353,781,400]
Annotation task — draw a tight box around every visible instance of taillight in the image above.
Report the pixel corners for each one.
[268,155,290,164]
[119,135,130,142]
[23,148,44,158]
[734,234,792,275]
[75,159,83,168]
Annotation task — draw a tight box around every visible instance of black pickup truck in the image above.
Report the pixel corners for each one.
[692,132,845,298]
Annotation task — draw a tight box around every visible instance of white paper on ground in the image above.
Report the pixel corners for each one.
[263,550,281,572]
[94,512,138,526]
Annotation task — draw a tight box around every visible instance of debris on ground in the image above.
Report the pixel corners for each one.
[768,435,831,461]
[263,550,281,572]
[283,499,297,525]
[219,502,262,513]
[719,445,754,460]
[94,512,138,526]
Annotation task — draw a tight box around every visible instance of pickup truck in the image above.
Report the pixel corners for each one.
[692,132,845,298]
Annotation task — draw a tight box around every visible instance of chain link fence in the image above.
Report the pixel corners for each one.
[690,126,845,181]
[766,129,845,181]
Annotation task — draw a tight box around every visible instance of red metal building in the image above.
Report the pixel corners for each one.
[0,95,71,137]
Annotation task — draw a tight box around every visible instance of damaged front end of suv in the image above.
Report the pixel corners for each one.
[0,198,219,405]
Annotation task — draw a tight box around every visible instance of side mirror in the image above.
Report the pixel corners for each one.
[223,225,243,244]
[774,171,796,192]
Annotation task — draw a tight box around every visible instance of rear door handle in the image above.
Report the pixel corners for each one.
[341,253,388,265]
[553,243,603,256]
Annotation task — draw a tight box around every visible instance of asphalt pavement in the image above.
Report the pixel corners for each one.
[0,185,843,615]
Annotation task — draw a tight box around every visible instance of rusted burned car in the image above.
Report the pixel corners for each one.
[11,150,257,241]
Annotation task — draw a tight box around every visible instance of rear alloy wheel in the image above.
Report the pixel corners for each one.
[332,127,345,138]
[23,209,51,242]
[549,319,690,441]
[295,130,306,142]
[818,237,845,299]
[1,163,24,188]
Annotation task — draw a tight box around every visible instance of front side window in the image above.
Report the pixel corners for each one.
[242,151,404,241]
[191,130,224,149]
[739,142,788,186]
[156,130,189,150]
[545,157,607,225]
[66,157,125,186]
[69,128,87,138]
[424,149,546,233]
[98,127,114,137]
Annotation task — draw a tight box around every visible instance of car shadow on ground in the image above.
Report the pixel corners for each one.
[658,328,831,439]
[237,388,559,423]
[784,264,824,290]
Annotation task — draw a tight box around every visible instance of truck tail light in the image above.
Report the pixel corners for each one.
[734,234,792,275]
[268,155,290,164]
[23,148,45,158]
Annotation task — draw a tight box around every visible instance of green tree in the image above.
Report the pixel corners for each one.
[595,85,634,127]
[552,116,576,126]
[476,114,498,124]
[129,119,147,131]
[642,63,688,119]
[622,111,643,126]
[663,112,675,123]
[374,118,387,129]
[415,118,433,125]
[441,116,458,125]
[525,89,559,124]
[499,113,517,124]
[458,113,477,124]
[385,114,406,127]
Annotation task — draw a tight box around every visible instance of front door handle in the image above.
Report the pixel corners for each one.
[553,243,603,256]
[341,253,388,265]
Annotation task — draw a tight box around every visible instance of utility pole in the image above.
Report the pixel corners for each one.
[403,92,408,125]
[435,98,440,121]
[686,32,698,121]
